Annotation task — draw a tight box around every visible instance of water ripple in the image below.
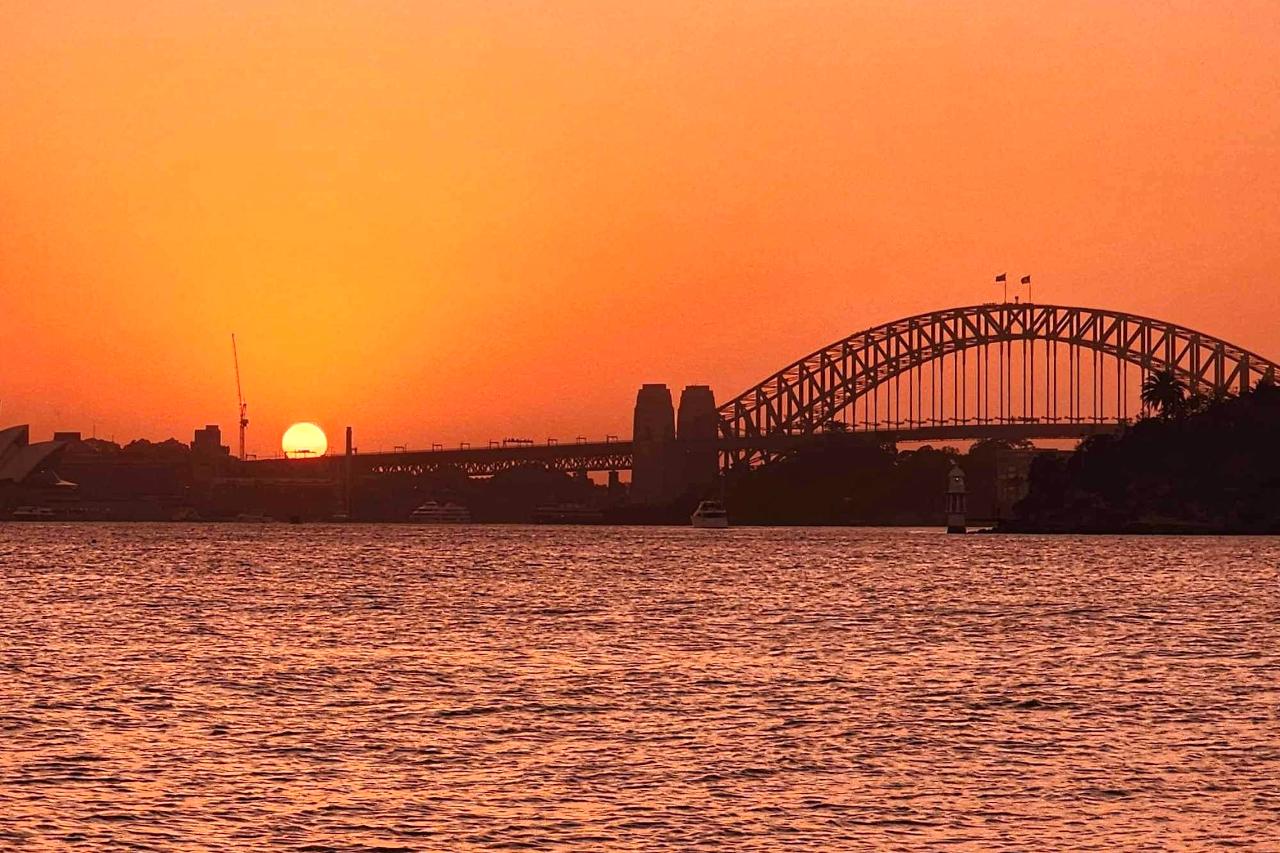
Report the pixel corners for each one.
[1,524,1278,849]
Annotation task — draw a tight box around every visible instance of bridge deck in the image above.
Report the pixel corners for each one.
[246,421,1119,477]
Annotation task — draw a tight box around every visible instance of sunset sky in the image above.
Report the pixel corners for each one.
[3,2,1278,455]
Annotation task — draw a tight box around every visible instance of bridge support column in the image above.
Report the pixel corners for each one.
[631,384,679,505]
[677,385,719,498]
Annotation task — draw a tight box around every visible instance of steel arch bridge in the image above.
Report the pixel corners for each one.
[718,303,1280,470]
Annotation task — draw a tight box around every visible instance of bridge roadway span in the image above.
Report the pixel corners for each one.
[339,422,1120,478]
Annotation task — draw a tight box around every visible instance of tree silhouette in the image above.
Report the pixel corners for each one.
[1140,368,1187,417]
[1013,381,1280,533]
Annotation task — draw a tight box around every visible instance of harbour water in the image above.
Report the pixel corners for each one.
[2,524,1278,850]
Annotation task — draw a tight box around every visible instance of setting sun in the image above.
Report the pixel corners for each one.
[281,422,327,459]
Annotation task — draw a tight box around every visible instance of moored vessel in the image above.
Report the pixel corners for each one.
[691,499,729,528]
[10,506,55,521]
[409,501,472,523]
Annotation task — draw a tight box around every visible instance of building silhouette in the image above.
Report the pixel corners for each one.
[193,425,230,458]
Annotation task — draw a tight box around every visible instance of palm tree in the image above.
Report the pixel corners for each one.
[1141,368,1187,417]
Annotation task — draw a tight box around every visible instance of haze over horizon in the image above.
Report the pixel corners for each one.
[3,2,1278,454]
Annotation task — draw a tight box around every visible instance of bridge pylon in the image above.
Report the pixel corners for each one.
[677,385,719,496]
[631,384,678,504]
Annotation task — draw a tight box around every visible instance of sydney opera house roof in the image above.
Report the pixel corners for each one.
[0,426,72,485]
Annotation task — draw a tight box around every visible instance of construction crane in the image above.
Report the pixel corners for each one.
[231,333,248,460]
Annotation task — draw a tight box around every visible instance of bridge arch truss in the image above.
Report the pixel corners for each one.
[718,303,1279,470]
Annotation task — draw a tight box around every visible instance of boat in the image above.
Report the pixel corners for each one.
[532,503,605,524]
[409,501,472,523]
[691,499,729,528]
[10,506,55,521]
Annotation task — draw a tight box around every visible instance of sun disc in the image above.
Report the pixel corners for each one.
[282,422,328,459]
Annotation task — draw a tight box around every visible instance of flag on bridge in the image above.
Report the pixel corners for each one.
[995,273,1007,282]
[1020,275,1031,284]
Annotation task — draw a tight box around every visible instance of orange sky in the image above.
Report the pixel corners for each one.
[2,2,1278,455]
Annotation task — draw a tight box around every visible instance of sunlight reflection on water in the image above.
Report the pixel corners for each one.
[1,524,1278,849]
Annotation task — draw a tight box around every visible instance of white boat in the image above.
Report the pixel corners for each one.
[409,501,471,523]
[691,499,729,528]
[10,506,55,521]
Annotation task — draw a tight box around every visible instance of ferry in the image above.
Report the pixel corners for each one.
[10,506,55,521]
[691,499,729,529]
[409,501,472,523]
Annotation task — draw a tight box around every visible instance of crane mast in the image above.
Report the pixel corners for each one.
[231,333,248,460]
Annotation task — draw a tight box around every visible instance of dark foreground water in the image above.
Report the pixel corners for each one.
[1,524,1278,850]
